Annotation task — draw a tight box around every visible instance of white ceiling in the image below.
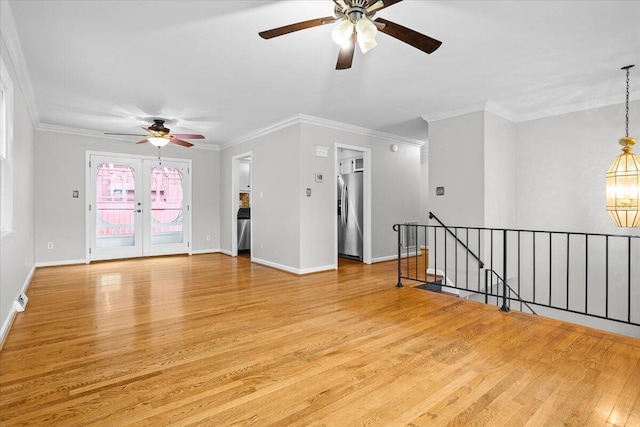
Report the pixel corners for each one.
[4,0,640,148]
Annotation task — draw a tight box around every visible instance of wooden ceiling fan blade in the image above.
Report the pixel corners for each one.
[375,18,442,54]
[259,16,337,39]
[171,133,205,139]
[170,138,194,148]
[136,138,149,144]
[336,33,356,70]
[367,0,402,12]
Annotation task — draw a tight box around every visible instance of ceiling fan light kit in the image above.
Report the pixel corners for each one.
[259,0,442,70]
[606,65,640,228]
[148,137,170,147]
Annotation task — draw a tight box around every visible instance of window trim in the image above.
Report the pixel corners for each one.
[0,56,14,240]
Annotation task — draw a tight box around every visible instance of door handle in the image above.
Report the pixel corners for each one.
[344,185,349,225]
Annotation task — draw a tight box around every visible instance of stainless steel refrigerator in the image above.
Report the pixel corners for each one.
[337,172,363,259]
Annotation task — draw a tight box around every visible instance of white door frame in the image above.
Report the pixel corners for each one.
[231,151,252,257]
[334,143,372,265]
[85,150,192,262]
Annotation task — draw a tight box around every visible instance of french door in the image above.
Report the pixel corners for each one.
[88,154,191,261]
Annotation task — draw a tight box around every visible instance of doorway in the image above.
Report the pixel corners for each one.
[231,152,252,258]
[87,153,191,261]
[335,144,371,265]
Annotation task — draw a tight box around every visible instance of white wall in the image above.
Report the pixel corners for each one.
[515,101,640,234]
[33,131,220,264]
[220,124,302,270]
[428,111,485,227]
[219,118,422,273]
[0,33,35,341]
[484,111,516,229]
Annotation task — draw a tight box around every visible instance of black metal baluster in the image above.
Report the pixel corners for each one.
[455,228,458,289]
[549,232,552,307]
[518,231,521,305]
[490,230,494,297]
[533,231,536,304]
[605,236,609,319]
[585,235,589,315]
[466,228,469,290]
[501,229,509,312]
[566,233,570,311]
[628,236,632,323]
[444,226,448,288]
[478,228,482,293]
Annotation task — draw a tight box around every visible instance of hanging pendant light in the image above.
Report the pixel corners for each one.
[606,65,640,227]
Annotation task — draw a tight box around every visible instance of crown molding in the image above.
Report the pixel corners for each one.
[0,0,39,127]
[36,123,221,150]
[297,114,426,146]
[422,94,640,125]
[222,114,426,150]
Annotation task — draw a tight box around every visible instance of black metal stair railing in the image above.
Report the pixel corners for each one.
[393,215,639,328]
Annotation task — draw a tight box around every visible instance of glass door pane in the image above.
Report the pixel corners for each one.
[150,166,184,245]
[96,163,136,248]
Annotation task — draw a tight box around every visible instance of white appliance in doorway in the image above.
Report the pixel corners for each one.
[87,153,192,261]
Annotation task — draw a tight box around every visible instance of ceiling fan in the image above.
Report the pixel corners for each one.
[259,0,442,70]
[105,119,205,148]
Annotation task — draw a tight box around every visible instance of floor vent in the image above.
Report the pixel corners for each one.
[14,293,28,312]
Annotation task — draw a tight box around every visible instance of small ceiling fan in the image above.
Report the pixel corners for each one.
[105,119,205,148]
[259,0,442,70]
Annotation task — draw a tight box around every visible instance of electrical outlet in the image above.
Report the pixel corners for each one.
[260,242,264,250]
[206,235,211,241]
[47,242,54,249]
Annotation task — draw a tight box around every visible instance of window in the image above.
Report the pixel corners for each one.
[0,57,14,238]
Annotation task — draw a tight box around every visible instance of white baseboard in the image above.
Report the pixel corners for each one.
[1,265,36,348]
[190,249,221,255]
[372,250,423,263]
[299,264,336,275]
[251,257,335,275]
[219,249,233,257]
[35,259,87,268]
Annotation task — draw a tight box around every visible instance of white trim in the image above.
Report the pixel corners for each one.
[371,250,423,263]
[35,259,87,268]
[299,264,337,274]
[0,265,36,347]
[231,151,252,258]
[219,249,233,256]
[335,143,372,265]
[251,257,334,275]
[251,257,299,274]
[421,96,640,124]
[223,114,425,149]
[190,249,221,255]
[0,56,14,238]
[0,0,39,127]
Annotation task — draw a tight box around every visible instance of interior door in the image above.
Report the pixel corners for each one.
[90,155,144,260]
[89,154,191,261]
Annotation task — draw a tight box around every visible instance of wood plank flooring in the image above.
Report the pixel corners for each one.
[1,254,639,426]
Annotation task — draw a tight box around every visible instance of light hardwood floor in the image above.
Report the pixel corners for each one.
[1,254,639,426]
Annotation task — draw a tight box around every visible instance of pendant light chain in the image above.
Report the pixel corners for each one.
[625,66,630,138]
